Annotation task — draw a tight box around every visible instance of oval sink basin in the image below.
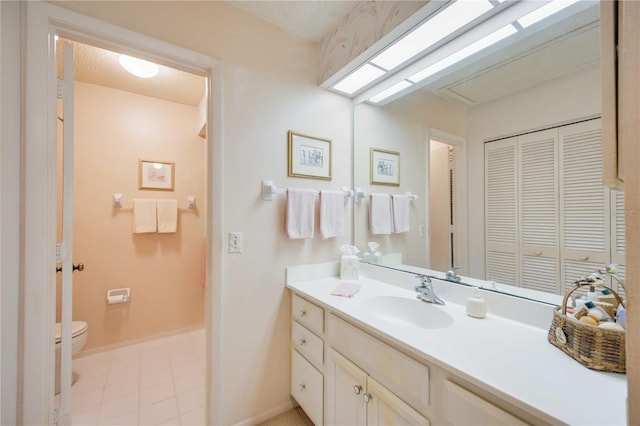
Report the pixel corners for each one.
[358,296,454,329]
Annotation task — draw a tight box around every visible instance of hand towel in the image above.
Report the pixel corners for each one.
[369,193,392,235]
[391,194,410,234]
[157,199,178,233]
[286,188,316,239]
[319,190,345,239]
[132,199,157,234]
[331,282,361,298]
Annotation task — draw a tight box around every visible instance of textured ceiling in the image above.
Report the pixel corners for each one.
[226,0,358,42]
[59,40,205,107]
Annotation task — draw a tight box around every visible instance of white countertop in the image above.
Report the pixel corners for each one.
[286,275,627,426]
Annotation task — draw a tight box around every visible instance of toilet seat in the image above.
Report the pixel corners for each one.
[55,321,88,343]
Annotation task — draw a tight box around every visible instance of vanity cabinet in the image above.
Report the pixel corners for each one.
[327,349,429,426]
[290,292,531,426]
[290,295,324,425]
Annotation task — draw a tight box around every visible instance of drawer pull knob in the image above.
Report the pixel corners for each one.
[299,310,307,317]
[581,255,590,261]
[299,383,306,392]
[363,393,372,403]
[353,385,363,395]
[298,338,306,346]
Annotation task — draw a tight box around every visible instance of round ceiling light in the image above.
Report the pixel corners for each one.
[118,55,159,78]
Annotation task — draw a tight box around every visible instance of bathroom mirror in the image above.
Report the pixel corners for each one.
[353,1,614,302]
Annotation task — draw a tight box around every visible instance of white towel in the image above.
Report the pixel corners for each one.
[369,193,392,235]
[391,194,410,234]
[319,190,345,239]
[157,199,178,233]
[286,188,316,239]
[132,199,157,234]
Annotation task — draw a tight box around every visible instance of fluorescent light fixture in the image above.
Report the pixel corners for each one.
[119,55,159,78]
[369,80,413,104]
[370,0,494,71]
[332,64,386,94]
[517,0,581,29]
[409,24,517,83]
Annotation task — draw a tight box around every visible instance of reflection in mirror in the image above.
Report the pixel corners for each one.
[353,1,624,302]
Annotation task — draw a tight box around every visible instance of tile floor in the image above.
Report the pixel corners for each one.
[68,328,205,425]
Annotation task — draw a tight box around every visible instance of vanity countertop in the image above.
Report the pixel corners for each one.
[286,276,627,426]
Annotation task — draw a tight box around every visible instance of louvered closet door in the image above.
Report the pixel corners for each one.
[559,119,608,293]
[517,129,559,293]
[485,138,518,286]
[610,190,626,296]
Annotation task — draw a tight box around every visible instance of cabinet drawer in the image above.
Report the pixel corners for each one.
[328,314,430,416]
[292,321,324,367]
[292,294,324,336]
[291,350,323,426]
[442,380,528,425]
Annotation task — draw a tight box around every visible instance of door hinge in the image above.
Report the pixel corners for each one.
[57,78,72,100]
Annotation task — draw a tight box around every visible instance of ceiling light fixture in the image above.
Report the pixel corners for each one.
[119,55,159,79]
[369,80,413,104]
[408,24,518,83]
[370,0,494,71]
[332,63,386,95]
[517,0,582,29]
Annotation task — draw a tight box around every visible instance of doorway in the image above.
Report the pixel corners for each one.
[23,2,223,424]
[55,38,208,424]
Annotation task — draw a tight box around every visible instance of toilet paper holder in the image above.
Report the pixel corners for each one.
[107,288,131,304]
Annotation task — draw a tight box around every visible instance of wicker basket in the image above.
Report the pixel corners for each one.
[547,282,626,373]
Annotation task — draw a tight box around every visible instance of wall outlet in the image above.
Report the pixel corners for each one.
[229,232,243,253]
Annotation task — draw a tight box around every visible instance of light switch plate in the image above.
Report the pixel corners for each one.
[229,232,243,253]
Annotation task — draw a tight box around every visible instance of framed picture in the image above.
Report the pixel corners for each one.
[370,148,400,186]
[288,130,332,180]
[138,159,175,191]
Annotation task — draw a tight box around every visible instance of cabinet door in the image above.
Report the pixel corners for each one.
[442,380,527,426]
[559,119,608,292]
[327,349,367,426]
[366,377,430,426]
[291,350,323,426]
[518,129,559,293]
[485,137,519,286]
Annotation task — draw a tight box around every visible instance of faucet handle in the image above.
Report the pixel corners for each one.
[415,274,432,287]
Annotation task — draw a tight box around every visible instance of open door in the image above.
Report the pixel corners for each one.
[56,40,79,425]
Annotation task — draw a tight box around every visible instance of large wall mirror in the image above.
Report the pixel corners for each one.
[353,1,624,302]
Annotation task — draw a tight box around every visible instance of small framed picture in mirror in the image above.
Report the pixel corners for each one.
[138,159,175,191]
[370,148,400,186]
[288,130,332,180]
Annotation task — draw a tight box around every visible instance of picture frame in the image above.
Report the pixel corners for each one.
[288,130,332,180]
[138,159,175,191]
[370,148,400,186]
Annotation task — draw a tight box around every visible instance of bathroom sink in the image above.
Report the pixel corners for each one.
[357,296,454,329]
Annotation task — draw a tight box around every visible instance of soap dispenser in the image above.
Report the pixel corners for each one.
[466,289,487,319]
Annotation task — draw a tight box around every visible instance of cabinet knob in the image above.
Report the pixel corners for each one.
[363,393,372,403]
[534,251,542,256]
[299,383,306,392]
[353,385,363,395]
[298,338,306,346]
[299,309,307,317]
[581,255,590,261]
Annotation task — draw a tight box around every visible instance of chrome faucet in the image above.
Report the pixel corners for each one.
[445,267,461,283]
[415,275,445,305]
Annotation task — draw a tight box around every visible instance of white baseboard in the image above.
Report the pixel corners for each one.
[234,399,297,425]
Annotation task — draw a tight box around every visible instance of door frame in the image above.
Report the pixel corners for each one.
[426,128,468,275]
[23,2,224,424]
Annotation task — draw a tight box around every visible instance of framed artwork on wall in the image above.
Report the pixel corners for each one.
[370,148,400,186]
[138,159,175,191]
[288,130,332,180]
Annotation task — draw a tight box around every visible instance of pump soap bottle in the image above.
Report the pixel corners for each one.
[466,289,487,319]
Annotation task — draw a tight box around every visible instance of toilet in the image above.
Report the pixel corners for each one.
[55,321,88,394]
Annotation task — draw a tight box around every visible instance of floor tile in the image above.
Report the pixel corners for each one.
[179,407,205,426]
[140,381,175,408]
[99,393,139,423]
[176,387,204,414]
[139,397,179,425]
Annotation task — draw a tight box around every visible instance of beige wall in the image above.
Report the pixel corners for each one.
[51,2,353,423]
[353,90,466,267]
[466,64,601,279]
[58,81,205,352]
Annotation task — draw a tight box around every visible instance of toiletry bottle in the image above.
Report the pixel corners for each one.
[586,285,598,301]
[466,290,487,319]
